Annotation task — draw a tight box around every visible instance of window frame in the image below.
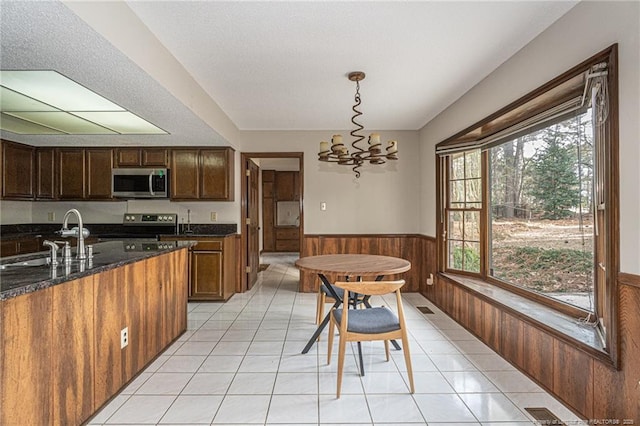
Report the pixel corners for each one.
[435,45,619,367]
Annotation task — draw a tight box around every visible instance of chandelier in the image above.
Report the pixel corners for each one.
[318,71,398,178]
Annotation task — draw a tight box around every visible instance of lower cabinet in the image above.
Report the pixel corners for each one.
[161,235,236,301]
[0,248,189,425]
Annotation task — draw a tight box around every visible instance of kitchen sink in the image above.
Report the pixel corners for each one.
[0,257,51,269]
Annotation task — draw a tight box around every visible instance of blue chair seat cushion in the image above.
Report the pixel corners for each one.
[321,283,344,299]
[333,307,400,334]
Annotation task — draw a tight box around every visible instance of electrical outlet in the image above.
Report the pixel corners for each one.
[426,273,434,286]
[47,212,55,221]
[210,211,217,222]
[120,327,129,349]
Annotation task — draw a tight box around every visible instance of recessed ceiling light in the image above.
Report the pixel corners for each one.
[0,70,167,135]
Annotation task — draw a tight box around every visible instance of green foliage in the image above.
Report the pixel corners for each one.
[530,126,581,219]
[452,246,480,272]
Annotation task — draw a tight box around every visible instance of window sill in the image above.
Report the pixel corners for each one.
[440,272,613,366]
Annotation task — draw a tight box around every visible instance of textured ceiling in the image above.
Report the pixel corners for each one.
[0,1,577,146]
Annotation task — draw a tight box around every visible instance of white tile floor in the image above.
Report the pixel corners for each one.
[89,253,586,425]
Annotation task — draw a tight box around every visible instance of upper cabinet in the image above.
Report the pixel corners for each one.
[1,140,35,199]
[170,147,235,201]
[115,148,168,167]
[36,148,56,200]
[58,148,113,200]
[1,140,235,202]
[275,171,300,201]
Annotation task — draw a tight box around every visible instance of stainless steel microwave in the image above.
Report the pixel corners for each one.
[111,168,169,198]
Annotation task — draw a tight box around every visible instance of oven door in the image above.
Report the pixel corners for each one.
[112,169,168,198]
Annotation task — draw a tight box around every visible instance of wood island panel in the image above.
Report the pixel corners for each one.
[52,275,95,424]
[0,288,53,425]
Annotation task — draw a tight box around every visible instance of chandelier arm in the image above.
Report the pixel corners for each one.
[350,80,366,178]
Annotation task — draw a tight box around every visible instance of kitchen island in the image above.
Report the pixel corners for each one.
[0,240,194,425]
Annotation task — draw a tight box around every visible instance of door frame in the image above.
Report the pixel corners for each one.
[239,152,304,293]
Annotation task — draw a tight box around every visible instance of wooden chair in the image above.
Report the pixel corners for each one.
[327,279,414,398]
[316,282,365,325]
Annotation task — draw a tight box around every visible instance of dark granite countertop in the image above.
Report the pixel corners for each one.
[0,239,195,301]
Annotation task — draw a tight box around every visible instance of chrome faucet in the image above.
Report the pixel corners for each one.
[42,240,59,266]
[59,208,87,260]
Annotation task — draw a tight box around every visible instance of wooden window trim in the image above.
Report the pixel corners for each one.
[435,44,620,367]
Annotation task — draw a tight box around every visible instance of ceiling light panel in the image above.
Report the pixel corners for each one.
[0,113,65,134]
[0,70,124,111]
[0,87,58,112]
[6,111,117,134]
[72,111,167,134]
[0,70,169,135]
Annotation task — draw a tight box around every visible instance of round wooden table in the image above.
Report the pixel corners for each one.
[295,254,411,278]
[296,254,411,372]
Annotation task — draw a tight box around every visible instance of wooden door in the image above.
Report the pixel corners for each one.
[86,148,113,199]
[246,159,259,289]
[115,148,141,167]
[142,148,168,167]
[200,149,228,199]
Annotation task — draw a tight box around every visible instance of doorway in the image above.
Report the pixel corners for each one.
[240,152,304,292]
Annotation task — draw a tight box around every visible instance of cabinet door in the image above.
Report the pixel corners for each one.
[52,276,94,425]
[2,140,35,199]
[200,148,234,200]
[86,149,113,199]
[170,149,200,199]
[58,149,85,199]
[115,148,141,167]
[36,148,56,199]
[142,148,168,167]
[275,171,296,201]
[191,250,223,299]
[0,289,53,425]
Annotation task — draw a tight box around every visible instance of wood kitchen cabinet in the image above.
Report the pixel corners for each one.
[58,148,113,200]
[275,227,300,251]
[36,147,56,199]
[275,170,299,201]
[170,147,235,201]
[115,147,168,167]
[161,235,236,301]
[262,170,275,251]
[1,139,35,199]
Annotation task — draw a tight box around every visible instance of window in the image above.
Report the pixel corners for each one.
[436,45,619,365]
[488,110,594,312]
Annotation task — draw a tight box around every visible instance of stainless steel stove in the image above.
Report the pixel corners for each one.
[123,240,177,252]
[119,213,179,251]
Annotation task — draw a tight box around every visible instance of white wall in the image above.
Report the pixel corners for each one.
[418,1,640,274]
[240,130,421,234]
[0,200,33,224]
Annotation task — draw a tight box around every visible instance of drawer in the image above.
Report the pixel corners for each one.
[192,240,223,251]
[275,228,299,240]
[275,239,300,252]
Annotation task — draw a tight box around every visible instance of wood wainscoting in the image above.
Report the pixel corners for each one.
[299,234,437,293]
[430,271,640,421]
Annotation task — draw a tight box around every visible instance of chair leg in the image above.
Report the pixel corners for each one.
[327,312,335,365]
[316,291,325,325]
[336,332,347,399]
[401,333,415,394]
[384,340,390,362]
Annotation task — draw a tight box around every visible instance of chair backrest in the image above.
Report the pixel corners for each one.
[333,280,405,296]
